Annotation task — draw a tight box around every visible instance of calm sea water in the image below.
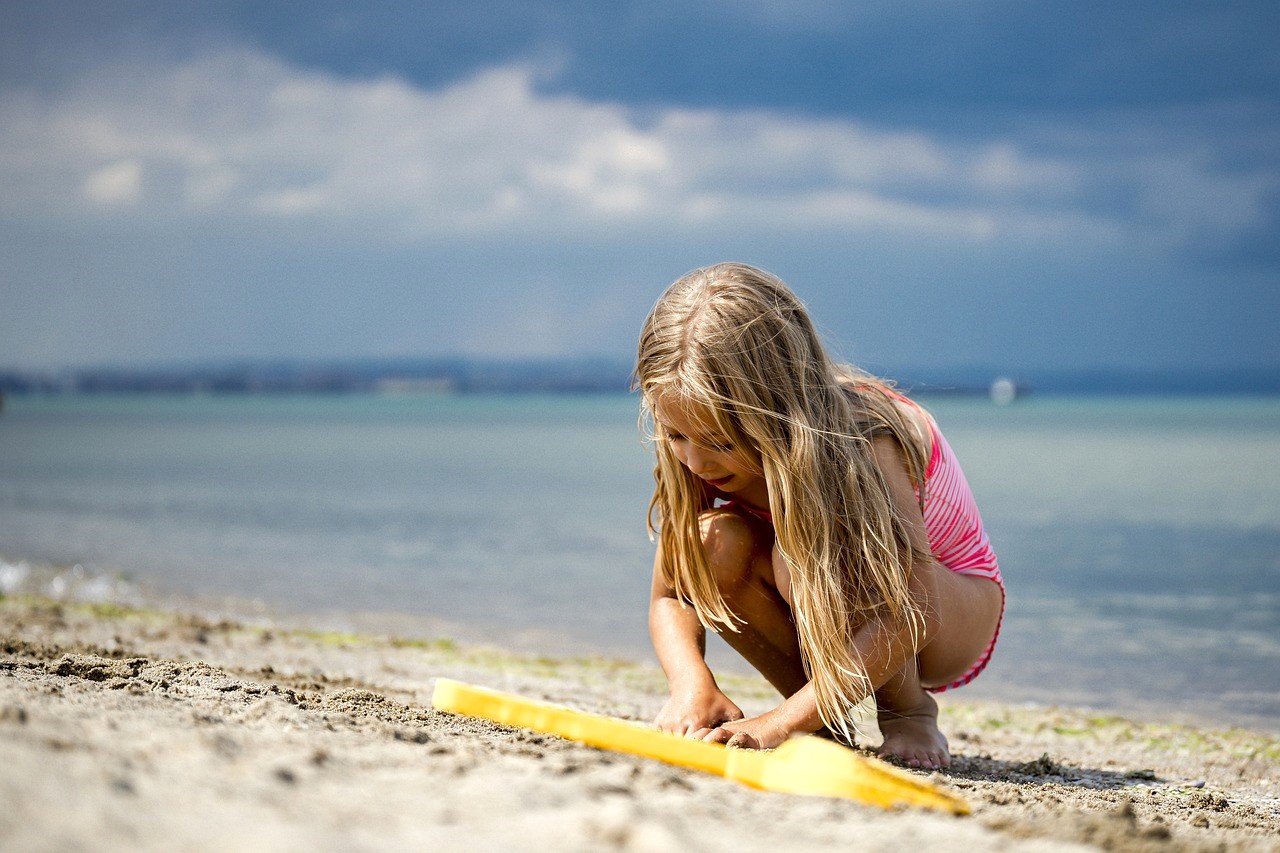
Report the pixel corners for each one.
[1,392,1277,732]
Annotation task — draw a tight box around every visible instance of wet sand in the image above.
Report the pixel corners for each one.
[1,596,1277,852]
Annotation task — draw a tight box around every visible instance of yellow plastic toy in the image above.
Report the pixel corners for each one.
[431,678,969,814]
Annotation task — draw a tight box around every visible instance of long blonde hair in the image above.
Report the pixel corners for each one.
[635,262,933,739]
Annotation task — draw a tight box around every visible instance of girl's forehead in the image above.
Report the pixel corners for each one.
[652,392,725,435]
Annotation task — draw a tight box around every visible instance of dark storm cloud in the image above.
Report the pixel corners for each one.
[0,1,1275,373]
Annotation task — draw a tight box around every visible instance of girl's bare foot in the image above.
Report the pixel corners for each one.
[876,691,950,770]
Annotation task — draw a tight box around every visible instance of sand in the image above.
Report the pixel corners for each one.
[1,596,1278,852]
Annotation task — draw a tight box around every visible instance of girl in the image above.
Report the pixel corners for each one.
[636,263,1005,771]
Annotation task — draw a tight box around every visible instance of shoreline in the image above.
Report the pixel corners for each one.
[2,595,1278,851]
[6,553,1277,741]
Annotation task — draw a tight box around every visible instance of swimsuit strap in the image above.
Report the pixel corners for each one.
[724,499,772,523]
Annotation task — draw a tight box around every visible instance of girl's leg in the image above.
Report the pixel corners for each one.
[875,561,1004,768]
[873,660,947,768]
[912,561,1005,690]
[698,509,808,699]
[701,508,1003,768]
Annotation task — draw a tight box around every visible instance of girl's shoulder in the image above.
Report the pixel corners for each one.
[838,379,935,481]
[839,379,918,431]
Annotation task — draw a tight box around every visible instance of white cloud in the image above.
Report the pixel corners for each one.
[83,158,142,205]
[0,46,1269,251]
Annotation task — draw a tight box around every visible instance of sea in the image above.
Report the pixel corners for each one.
[1,392,1277,733]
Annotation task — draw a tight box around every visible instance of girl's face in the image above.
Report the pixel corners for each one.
[653,394,767,504]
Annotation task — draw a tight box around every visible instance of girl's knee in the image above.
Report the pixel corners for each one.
[770,545,793,606]
[698,509,763,597]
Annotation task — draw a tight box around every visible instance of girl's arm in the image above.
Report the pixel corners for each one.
[649,544,745,736]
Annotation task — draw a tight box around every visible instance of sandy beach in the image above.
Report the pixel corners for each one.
[1,595,1277,852]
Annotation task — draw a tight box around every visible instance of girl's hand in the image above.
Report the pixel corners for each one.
[654,685,744,738]
[701,710,791,750]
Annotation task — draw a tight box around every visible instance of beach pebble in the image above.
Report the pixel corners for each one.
[0,705,28,724]
[1190,790,1230,811]
[393,727,432,744]
[209,733,241,759]
[109,776,136,796]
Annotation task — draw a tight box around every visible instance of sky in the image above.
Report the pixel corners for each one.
[2,1,1278,378]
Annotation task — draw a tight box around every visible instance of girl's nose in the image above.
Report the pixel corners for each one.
[684,446,713,475]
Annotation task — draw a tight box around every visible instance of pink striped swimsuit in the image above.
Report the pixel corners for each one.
[907,399,1005,692]
[727,393,1005,692]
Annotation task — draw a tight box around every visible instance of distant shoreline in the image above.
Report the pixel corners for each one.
[2,357,1278,397]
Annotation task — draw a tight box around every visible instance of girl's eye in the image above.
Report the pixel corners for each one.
[663,430,730,452]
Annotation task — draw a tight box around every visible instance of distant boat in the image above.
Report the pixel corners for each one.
[989,377,1018,406]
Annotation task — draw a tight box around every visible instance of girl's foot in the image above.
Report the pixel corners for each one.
[876,691,950,770]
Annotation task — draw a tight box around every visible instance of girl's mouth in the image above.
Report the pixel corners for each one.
[704,475,733,488]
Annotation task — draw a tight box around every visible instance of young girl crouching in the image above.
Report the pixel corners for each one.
[635,262,1005,770]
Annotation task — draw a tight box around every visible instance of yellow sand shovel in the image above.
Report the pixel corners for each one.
[431,678,969,814]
